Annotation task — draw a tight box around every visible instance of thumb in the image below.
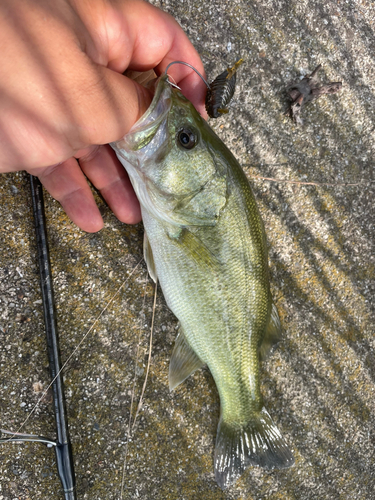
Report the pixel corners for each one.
[68,65,153,150]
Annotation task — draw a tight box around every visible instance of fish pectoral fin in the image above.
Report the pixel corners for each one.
[259,302,282,362]
[169,228,221,271]
[214,407,294,489]
[143,231,157,283]
[169,326,204,391]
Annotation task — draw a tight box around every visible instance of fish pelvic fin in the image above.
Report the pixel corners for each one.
[169,326,204,391]
[259,302,282,362]
[214,406,294,489]
[143,231,157,283]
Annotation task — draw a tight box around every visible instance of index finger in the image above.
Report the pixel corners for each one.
[129,7,207,115]
[87,0,208,116]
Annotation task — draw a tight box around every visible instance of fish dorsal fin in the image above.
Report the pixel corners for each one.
[143,231,157,283]
[169,326,204,391]
[259,302,282,362]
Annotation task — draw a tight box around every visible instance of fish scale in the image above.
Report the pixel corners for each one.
[111,73,294,488]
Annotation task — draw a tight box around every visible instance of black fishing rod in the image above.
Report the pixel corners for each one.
[29,175,76,499]
[1,176,77,498]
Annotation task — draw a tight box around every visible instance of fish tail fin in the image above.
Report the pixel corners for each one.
[214,406,294,489]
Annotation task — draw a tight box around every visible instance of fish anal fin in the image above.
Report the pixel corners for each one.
[169,326,204,391]
[143,231,157,283]
[259,302,282,362]
[214,406,294,489]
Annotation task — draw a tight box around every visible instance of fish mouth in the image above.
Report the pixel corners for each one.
[145,74,171,119]
[111,75,172,154]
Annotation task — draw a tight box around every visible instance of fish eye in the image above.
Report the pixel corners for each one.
[176,128,198,150]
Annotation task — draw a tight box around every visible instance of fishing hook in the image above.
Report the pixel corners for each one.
[164,60,211,89]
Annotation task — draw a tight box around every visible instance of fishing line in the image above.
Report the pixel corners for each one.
[2,258,144,441]
[131,277,158,432]
[127,276,149,431]
[120,277,158,499]
[120,271,149,500]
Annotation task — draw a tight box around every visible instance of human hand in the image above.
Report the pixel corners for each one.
[0,0,207,231]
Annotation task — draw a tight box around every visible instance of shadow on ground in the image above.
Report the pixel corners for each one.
[1,1,375,499]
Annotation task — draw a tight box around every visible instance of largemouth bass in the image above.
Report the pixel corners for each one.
[110,74,294,488]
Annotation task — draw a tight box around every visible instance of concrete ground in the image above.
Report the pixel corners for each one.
[1,0,375,499]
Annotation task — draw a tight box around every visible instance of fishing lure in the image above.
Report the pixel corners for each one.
[165,59,243,118]
[205,59,243,118]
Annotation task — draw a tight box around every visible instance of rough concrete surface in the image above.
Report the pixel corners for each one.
[1,0,375,499]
